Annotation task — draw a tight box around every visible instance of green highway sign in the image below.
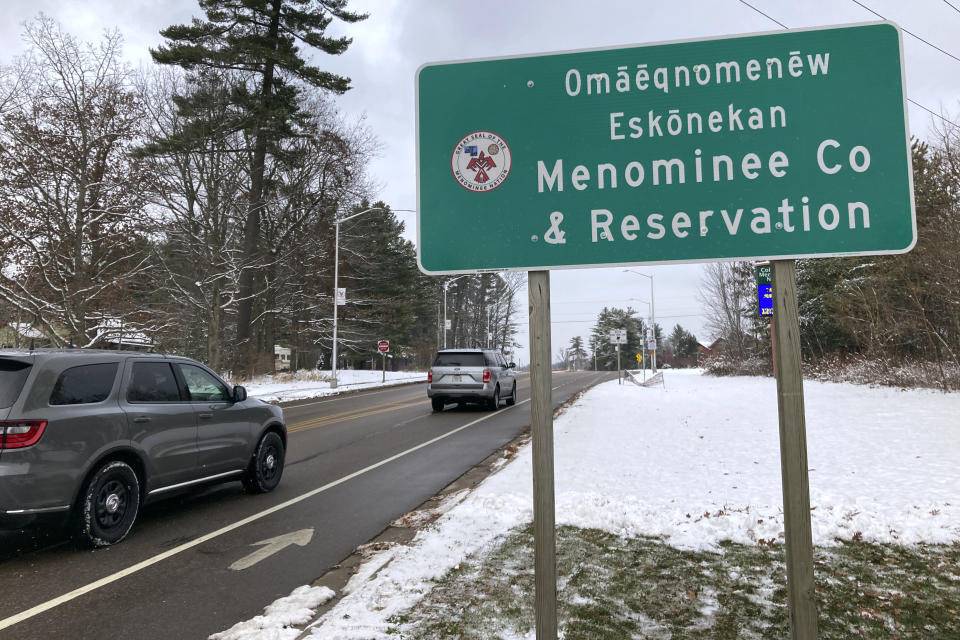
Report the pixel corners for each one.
[416,22,915,274]
[755,264,771,285]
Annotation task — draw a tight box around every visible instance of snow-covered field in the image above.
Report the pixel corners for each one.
[241,369,427,403]
[214,370,960,639]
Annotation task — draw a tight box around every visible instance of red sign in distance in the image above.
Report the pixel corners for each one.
[377,340,390,353]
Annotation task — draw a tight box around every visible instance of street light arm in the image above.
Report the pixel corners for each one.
[336,206,384,225]
[443,274,470,290]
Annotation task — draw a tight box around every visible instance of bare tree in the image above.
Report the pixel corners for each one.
[263,94,376,370]
[138,67,247,369]
[699,261,755,360]
[0,16,152,346]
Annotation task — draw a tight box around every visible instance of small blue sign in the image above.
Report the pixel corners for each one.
[758,284,773,316]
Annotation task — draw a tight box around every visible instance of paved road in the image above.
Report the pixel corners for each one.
[0,370,611,639]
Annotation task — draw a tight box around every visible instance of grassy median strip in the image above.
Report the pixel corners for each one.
[385,525,959,639]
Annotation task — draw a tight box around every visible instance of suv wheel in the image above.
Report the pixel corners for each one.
[488,386,500,411]
[431,398,444,412]
[243,431,285,493]
[506,382,517,406]
[75,461,141,548]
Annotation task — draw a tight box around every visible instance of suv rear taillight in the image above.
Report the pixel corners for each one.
[482,369,491,383]
[427,369,433,383]
[0,420,48,449]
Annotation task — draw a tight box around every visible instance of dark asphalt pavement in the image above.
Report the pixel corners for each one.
[0,370,611,639]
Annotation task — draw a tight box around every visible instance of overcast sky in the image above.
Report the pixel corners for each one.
[3,0,959,364]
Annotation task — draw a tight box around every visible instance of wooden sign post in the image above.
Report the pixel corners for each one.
[528,270,557,639]
[771,260,818,639]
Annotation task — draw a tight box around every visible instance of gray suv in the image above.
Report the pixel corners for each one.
[428,349,517,412]
[0,349,286,547]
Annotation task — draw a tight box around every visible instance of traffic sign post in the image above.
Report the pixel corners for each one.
[609,329,628,384]
[771,260,817,637]
[528,270,556,640]
[617,344,621,384]
[417,22,913,640]
[378,340,389,382]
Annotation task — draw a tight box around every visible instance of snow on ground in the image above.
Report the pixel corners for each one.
[215,371,960,639]
[241,369,427,403]
[210,586,335,640]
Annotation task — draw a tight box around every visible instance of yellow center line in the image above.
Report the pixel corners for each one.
[286,395,424,429]
[288,398,428,434]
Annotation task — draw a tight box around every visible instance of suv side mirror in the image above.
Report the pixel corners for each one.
[508,362,516,368]
[233,385,247,402]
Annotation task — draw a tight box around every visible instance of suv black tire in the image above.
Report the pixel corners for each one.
[243,431,285,493]
[75,460,141,548]
[488,386,500,411]
[506,382,517,406]
[431,398,444,412]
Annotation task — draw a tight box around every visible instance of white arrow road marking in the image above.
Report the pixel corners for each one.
[229,528,315,571]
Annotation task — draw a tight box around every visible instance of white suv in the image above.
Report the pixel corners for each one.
[427,349,517,412]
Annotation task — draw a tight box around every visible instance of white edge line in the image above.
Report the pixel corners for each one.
[0,398,531,632]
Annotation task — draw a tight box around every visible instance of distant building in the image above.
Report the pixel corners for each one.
[1,323,50,349]
[91,318,154,350]
[697,337,727,364]
[274,345,292,371]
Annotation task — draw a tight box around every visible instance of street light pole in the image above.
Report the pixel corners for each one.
[628,297,650,372]
[624,270,657,373]
[442,275,468,349]
[331,207,382,389]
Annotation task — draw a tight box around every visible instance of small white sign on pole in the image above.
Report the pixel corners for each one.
[335,288,346,306]
[608,328,627,344]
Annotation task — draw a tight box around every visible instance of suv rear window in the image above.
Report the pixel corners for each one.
[433,352,485,367]
[50,363,119,405]
[0,359,31,408]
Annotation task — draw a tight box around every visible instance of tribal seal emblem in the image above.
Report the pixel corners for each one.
[451,131,512,192]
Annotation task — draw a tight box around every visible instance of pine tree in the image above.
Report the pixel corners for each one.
[588,307,645,370]
[568,336,588,370]
[668,324,699,361]
[151,0,367,376]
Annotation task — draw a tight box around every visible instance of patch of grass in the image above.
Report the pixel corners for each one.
[386,526,960,639]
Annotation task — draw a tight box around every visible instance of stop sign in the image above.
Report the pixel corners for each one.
[377,340,389,353]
